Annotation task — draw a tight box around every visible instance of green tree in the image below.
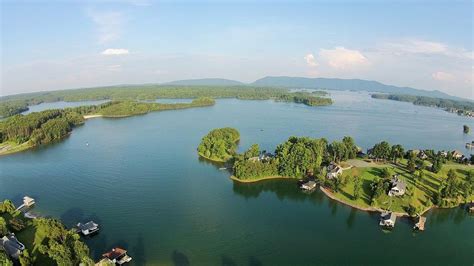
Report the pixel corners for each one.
[353,176,361,200]
[390,144,404,163]
[243,144,260,159]
[0,217,8,236]
[463,124,470,134]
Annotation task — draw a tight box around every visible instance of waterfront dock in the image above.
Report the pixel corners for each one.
[414,216,426,231]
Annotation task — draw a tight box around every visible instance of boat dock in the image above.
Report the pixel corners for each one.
[413,216,426,231]
[15,196,35,211]
[76,221,100,236]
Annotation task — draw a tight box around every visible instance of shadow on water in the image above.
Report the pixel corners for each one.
[248,256,263,266]
[172,250,190,266]
[346,208,357,229]
[221,255,236,266]
[232,179,325,206]
[132,234,146,266]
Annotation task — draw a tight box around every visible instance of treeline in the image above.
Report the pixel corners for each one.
[0,109,84,145]
[0,200,93,265]
[0,98,216,154]
[197,128,240,162]
[276,92,332,106]
[371,93,474,112]
[233,136,358,180]
[0,85,332,117]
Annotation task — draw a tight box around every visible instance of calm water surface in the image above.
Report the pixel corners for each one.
[1,91,473,265]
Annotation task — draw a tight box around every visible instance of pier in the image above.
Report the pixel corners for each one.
[15,196,35,211]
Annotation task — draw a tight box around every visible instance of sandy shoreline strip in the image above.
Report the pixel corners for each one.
[83,114,103,119]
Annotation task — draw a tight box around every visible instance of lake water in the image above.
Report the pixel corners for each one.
[1,91,473,265]
[21,100,109,114]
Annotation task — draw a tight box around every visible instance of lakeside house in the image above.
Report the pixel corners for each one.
[248,151,273,163]
[418,150,428,160]
[388,176,406,197]
[379,212,397,228]
[76,221,99,236]
[414,216,426,231]
[466,141,474,149]
[300,180,317,191]
[467,202,474,213]
[1,233,25,259]
[440,151,448,157]
[102,247,132,265]
[451,150,463,160]
[326,162,343,179]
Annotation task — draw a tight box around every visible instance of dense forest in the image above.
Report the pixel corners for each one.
[0,200,93,265]
[197,128,240,162]
[0,85,332,117]
[0,98,215,155]
[371,93,474,114]
[276,92,332,106]
[232,136,358,180]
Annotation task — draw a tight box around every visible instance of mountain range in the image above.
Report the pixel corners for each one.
[166,76,468,101]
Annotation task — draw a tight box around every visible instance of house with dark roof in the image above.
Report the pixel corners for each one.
[300,180,317,191]
[388,177,407,197]
[76,221,99,236]
[326,162,343,179]
[379,212,397,228]
[1,233,25,259]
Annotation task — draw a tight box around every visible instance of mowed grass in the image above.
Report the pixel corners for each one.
[332,159,473,213]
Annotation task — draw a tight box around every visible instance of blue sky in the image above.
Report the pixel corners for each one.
[1,0,473,98]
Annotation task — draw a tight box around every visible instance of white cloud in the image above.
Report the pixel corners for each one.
[102,48,129,55]
[382,39,473,60]
[319,47,369,69]
[432,71,455,81]
[88,10,124,44]
[304,53,318,67]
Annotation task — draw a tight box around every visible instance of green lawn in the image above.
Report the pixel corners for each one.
[331,159,473,214]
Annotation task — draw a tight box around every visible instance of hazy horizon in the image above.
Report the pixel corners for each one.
[1,1,473,99]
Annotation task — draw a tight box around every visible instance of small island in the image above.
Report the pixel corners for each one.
[197,127,240,162]
[199,129,474,216]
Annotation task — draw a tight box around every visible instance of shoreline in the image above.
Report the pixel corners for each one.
[83,114,103,119]
[319,186,436,217]
[229,175,292,183]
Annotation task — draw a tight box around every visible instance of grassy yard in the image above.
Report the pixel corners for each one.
[330,159,473,214]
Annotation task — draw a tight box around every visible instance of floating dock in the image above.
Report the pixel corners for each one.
[413,216,426,231]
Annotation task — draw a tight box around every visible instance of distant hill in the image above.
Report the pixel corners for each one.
[251,76,466,101]
[165,78,244,86]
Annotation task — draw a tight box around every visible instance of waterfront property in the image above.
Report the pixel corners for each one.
[388,177,407,197]
[15,196,35,211]
[300,180,317,191]
[76,221,99,236]
[379,212,397,228]
[1,233,25,259]
[451,150,463,160]
[102,247,132,265]
[326,162,343,179]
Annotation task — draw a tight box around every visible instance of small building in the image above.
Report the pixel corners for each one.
[1,233,25,259]
[76,221,99,236]
[326,162,343,179]
[379,212,396,228]
[388,177,407,197]
[15,196,36,211]
[440,150,448,157]
[451,150,463,160]
[300,180,317,191]
[467,202,474,213]
[102,247,132,265]
[418,150,428,160]
[413,216,426,231]
[466,141,474,149]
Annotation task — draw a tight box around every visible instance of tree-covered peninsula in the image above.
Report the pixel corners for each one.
[204,130,473,215]
[0,98,215,155]
[197,128,240,162]
[0,85,332,118]
[371,93,474,117]
[0,200,93,265]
